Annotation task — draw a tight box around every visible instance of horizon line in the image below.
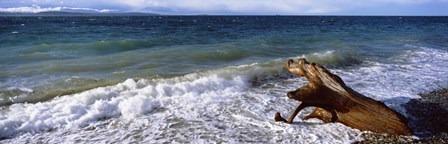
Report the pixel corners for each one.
[0,11,447,17]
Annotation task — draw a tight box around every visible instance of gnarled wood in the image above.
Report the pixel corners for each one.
[274,58,412,135]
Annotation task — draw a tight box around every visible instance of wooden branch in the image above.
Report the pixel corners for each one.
[274,58,412,135]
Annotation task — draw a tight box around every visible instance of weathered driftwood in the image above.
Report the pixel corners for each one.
[274,58,412,135]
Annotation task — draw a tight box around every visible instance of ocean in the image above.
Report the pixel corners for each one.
[0,16,447,143]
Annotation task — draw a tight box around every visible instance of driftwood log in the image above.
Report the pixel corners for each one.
[274,58,412,135]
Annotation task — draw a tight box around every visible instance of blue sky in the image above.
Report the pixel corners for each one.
[0,0,447,15]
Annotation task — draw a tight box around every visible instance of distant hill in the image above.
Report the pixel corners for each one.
[0,11,160,16]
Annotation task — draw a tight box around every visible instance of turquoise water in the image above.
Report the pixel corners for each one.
[0,16,447,143]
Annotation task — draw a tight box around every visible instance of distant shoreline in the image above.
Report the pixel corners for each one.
[0,12,160,17]
[1,12,447,17]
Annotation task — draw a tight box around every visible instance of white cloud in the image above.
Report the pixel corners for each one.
[0,5,115,13]
[111,0,346,14]
[0,5,61,13]
[372,0,447,4]
[62,7,115,13]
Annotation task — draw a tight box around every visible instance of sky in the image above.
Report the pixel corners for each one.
[0,0,447,15]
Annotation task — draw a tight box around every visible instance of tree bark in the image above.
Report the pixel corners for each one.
[274,58,413,135]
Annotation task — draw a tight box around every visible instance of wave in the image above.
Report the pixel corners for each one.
[3,47,446,142]
[0,77,123,106]
[15,40,163,57]
[0,50,358,137]
[0,50,357,106]
[297,50,362,68]
[0,73,250,138]
[333,47,448,115]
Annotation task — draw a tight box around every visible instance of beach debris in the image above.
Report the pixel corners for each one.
[274,58,412,135]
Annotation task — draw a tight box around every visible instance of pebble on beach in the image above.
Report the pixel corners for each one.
[357,89,448,143]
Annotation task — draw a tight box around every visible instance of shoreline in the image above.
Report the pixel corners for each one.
[357,88,448,143]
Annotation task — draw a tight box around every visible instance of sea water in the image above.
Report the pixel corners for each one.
[0,16,447,143]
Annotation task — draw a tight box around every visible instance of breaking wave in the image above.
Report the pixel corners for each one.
[1,47,447,143]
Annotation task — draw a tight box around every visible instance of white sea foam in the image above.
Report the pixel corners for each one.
[0,73,249,137]
[6,87,33,93]
[298,50,340,61]
[333,47,448,115]
[1,48,447,143]
[295,50,359,67]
